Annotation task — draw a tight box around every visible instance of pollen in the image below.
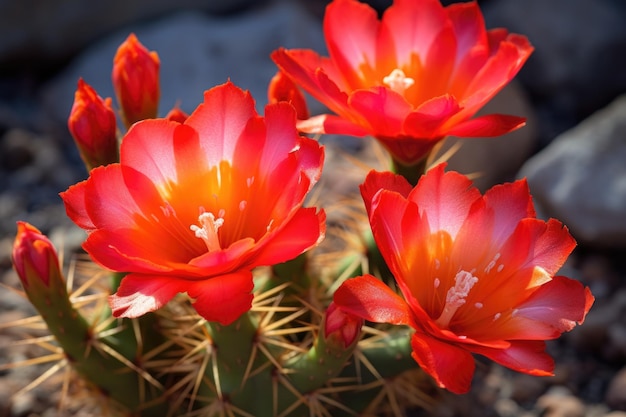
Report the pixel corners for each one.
[190,212,224,252]
[434,270,478,328]
[383,69,415,95]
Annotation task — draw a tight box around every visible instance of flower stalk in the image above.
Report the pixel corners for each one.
[12,223,165,415]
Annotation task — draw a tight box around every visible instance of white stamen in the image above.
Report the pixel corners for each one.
[247,176,255,188]
[497,264,504,273]
[190,212,224,251]
[493,312,502,321]
[434,259,441,270]
[383,69,415,94]
[239,200,247,211]
[474,302,483,309]
[434,278,441,289]
[435,270,479,328]
[458,335,467,340]
[160,203,175,217]
[484,253,502,274]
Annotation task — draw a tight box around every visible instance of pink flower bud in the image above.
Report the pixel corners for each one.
[112,33,160,128]
[68,78,118,170]
[268,71,309,120]
[165,106,189,123]
[324,302,363,348]
[12,222,62,289]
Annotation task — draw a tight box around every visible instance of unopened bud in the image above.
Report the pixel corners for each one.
[165,106,189,123]
[68,78,119,170]
[112,33,160,128]
[12,222,62,290]
[268,71,309,120]
[324,302,363,348]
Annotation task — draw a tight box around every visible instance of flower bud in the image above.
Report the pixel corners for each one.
[165,106,189,123]
[68,78,119,170]
[12,222,62,290]
[112,33,160,128]
[324,302,363,348]
[268,71,309,120]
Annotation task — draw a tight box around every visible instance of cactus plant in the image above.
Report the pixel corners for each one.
[5,1,595,416]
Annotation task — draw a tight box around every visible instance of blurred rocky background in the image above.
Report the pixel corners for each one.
[1,0,626,416]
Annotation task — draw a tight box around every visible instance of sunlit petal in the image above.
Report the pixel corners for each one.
[339,164,594,393]
[63,81,325,322]
[272,0,533,164]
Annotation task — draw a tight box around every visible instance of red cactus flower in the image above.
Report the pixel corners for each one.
[272,0,533,165]
[112,33,160,128]
[61,81,326,325]
[68,78,118,170]
[334,164,594,394]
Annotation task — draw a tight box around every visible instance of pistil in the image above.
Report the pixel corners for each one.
[383,68,415,95]
[191,212,224,252]
[435,270,478,328]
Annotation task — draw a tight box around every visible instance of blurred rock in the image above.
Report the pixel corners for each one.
[569,288,626,361]
[536,386,586,417]
[482,0,626,145]
[0,0,266,71]
[606,367,626,411]
[438,81,537,192]
[518,95,626,247]
[0,128,82,243]
[510,373,548,405]
[41,0,326,134]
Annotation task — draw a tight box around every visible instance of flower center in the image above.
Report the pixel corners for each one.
[190,212,224,252]
[383,68,415,95]
[434,270,478,329]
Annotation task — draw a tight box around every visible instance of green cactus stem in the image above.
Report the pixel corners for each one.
[23,267,166,415]
[390,154,428,186]
[281,310,359,394]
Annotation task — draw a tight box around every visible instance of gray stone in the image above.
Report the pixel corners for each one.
[41,1,326,131]
[518,95,626,247]
[482,0,626,144]
[0,0,265,69]
[606,367,626,411]
[569,288,626,361]
[536,386,586,417]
